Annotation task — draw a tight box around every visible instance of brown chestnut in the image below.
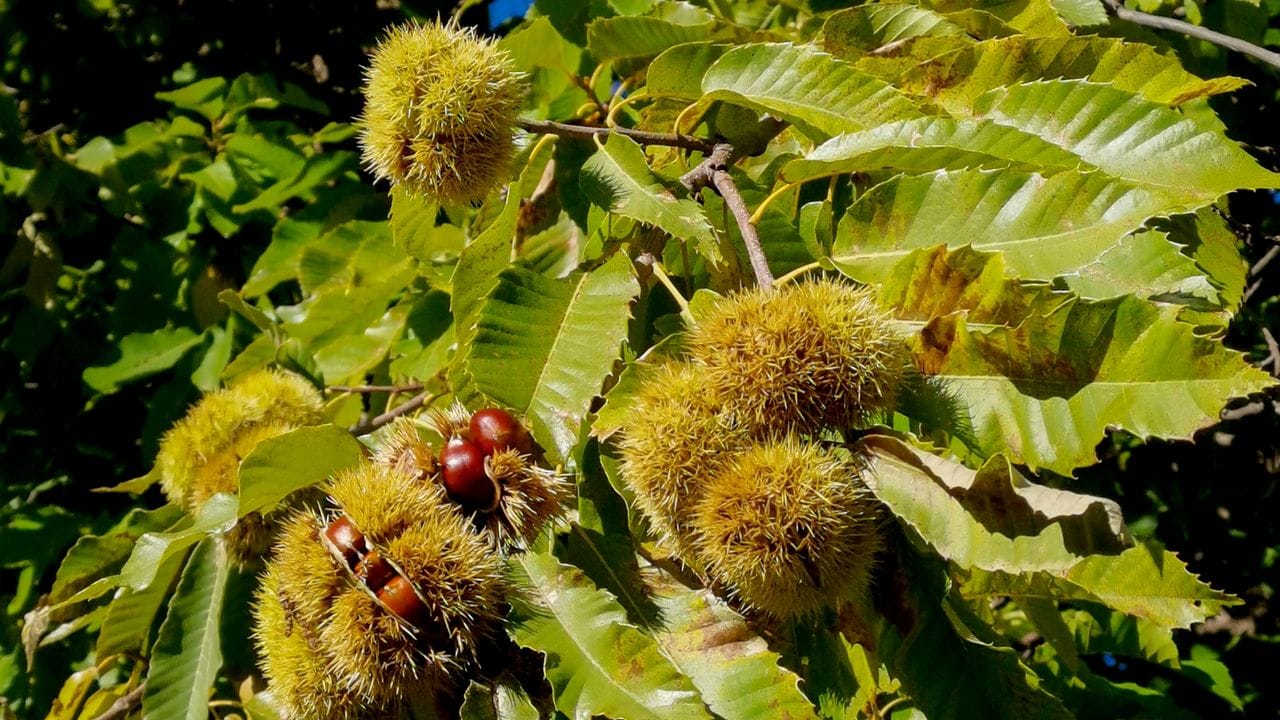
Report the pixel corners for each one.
[355,550,395,592]
[441,437,499,512]
[377,575,427,625]
[323,515,366,568]
[469,408,533,456]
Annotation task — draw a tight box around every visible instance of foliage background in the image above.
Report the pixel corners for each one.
[1,0,1278,717]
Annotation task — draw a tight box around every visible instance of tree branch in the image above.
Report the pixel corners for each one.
[518,118,717,154]
[350,390,436,436]
[680,143,775,289]
[328,382,425,394]
[1103,0,1280,71]
[90,683,145,720]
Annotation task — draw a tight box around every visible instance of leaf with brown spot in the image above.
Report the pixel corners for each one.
[651,582,819,720]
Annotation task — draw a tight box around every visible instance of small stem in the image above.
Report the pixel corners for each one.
[650,261,694,325]
[328,383,425,394]
[774,261,825,287]
[749,181,799,226]
[518,118,716,154]
[878,696,912,718]
[1103,0,1280,70]
[713,169,775,289]
[680,144,774,289]
[1263,327,1280,376]
[90,683,145,720]
[606,88,644,128]
[350,390,437,436]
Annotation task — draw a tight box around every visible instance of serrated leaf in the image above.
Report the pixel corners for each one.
[587,2,715,62]
[559,526,659,626]
[701,43,922,139]
[923,0,1069,34]
[97,547,188,658]
[390,187,465,269]
[875,245,1065,331]
[507,552,713,720]
[142,537,229,720]
[236,425,363,516]
[653,585,818,720]
[581,133,719,265]
[823,5,967,60]
[232,151,354,214]
[891,36,1247,113]
[833,168,1178,284]
[860,437,1083,573]
[591,336,680,441]
[155,78,227,122]
[973,80,1280,202]
[911,296,1276,473]
[1059,229,1221,307]
[647,42,732,99]
[781,117,1090,183]
[1063,608,1179,667]
[459,679,541,720]
[469,253,639,462]
[962,544,1239,630]
[878,548,1073,720]
[83,327,204,394]
[912,449,1129,554]
[46,666,99,720]
[1155,208,1247,315]
[1048,0,1108,25]
[50,505,184,605]
[1063,546,1239,628]
[121,493,238,592]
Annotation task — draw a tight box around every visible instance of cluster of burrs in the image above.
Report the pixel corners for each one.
[621,279,912,619]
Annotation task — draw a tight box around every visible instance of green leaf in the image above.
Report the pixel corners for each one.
[458,679,541,720]
[1060,229,1222,308]
[142,537,229,720]
[50,505,184,605]
[83,327,203,394]
[591,336,680,442]
[121,493,238,592]
[781,117,1090,183]
[1063,607,1179,667]
[155,78,227,122]
[889,36,1247,113]
[236,425,363,516]
[874,245,1064,331]
[973,80,1280,203]
[1048,0,1108,25]
[97,546,189,658]
[581,133,720,265]
[909,449,1129,553]
[962,543,1239,631]
[1063,546,1239,629]
[823,5,967,59]
[701,43,922,139]
[218,290,280,340]
[450,158,532,397]
[647,43,732,99]
[469,253,639,462]
[389,187,464,270]
[507,552,713,720]
[921,0,1070,35]
[652,584,818,720]
[232,151,354,214]
[878,548,1073,720]
[859,437,1083,573]
[908,295,1276,473]
[587,2,716,62]
[832,168,1178,285]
